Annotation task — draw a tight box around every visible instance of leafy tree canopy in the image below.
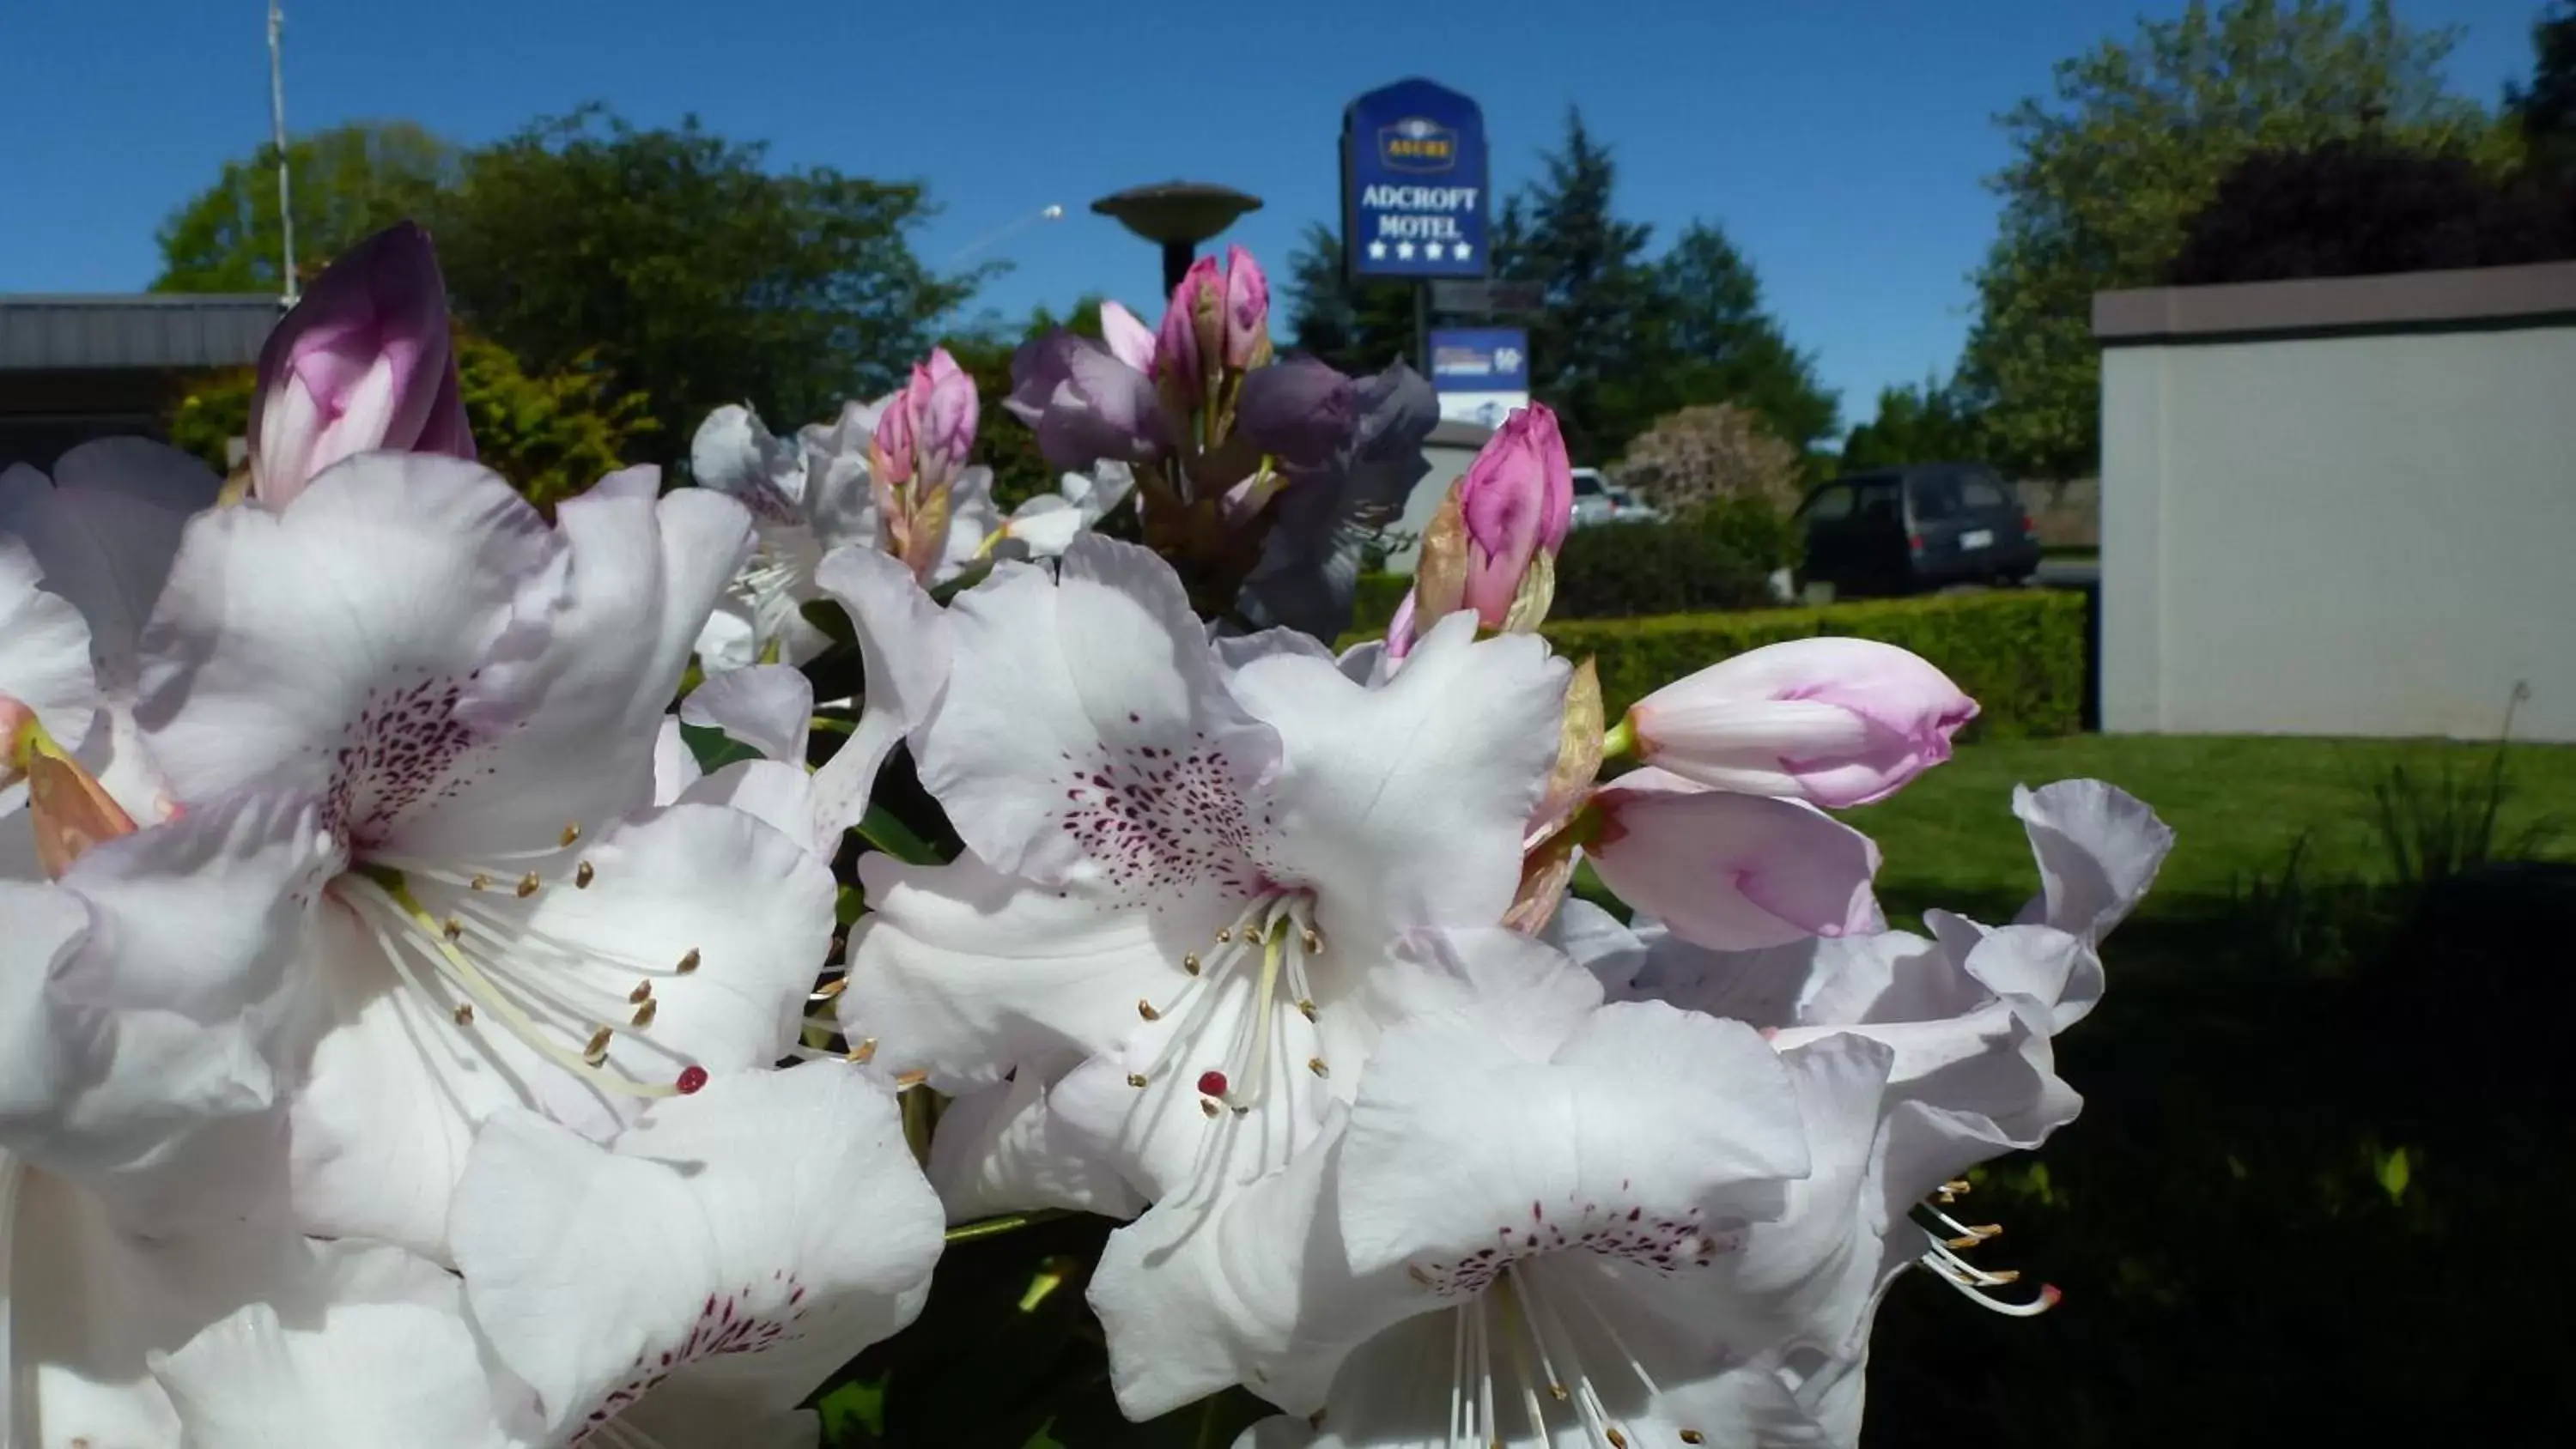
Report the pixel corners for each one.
[154,121,456,294]
[1839,376,1989,473]
[1957,0,2499,479]
[155,108,987,470]
[422,107,987,459]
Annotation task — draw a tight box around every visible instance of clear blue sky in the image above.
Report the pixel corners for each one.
[0,0,2549,442]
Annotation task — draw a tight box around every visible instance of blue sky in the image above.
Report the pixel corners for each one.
[0,0,2549,441]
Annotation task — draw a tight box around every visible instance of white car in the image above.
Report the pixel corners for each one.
[1569,468,1661,527]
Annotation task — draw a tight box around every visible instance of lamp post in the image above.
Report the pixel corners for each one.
[1090,181,1264,297]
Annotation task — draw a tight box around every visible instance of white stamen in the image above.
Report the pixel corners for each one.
[337,871,687,1099]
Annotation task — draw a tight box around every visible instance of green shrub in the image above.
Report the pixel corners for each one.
[1546,590,2086,740]
[1351,572,1413,634]
[1552,499,1801,620]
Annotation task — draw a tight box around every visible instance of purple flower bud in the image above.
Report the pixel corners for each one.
[1456,403,1574,628]
[1155,256,1222,409]
[1221,245,1271,372]
[248,221,473,507]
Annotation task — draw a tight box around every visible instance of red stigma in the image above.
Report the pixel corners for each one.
[1196,1070,1230,1098]
[675,1064,710,1094]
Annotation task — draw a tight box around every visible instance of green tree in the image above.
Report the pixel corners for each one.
[154,121,456,293]
[1959,0,2494,478]
[941,296,1109,513]
[2510,1,2576,178]
[423,107,986,461]
[451,334,659,512]
[1648,221,1840,451]
[1492,111,1664,464]
[1281,222,1418,376]
[1839,375,1988,471]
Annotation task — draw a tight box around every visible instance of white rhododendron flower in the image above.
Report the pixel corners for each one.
[841,534,1571,1211]
[152,1064,942,1449]
[1091,979,1831,1444]
[689,398,887,670]
[0,212,2170,1448]
[131,454,836,1256]
[1,785,340,1446]
[941,461,1135,574]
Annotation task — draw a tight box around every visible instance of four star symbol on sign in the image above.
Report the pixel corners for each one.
[1366,231,1479,265]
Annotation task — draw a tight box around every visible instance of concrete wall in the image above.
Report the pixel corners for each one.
[1378,419,1492,573]
[2097,263,2576,742]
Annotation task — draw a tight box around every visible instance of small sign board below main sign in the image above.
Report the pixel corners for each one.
[1430,278,1545,315]
[1342,77,1491,281]
[1428,326,1528,428]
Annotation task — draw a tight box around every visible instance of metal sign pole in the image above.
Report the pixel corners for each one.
[268,1,297,305]
[1414,281,1431,379]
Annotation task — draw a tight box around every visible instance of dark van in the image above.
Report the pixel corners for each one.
[1793,464,2042,596]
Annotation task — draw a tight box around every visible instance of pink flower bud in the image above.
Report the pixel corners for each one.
[1585,768,1883,949]
[1221,245,1271,372]
[1155,256,1221,409]
[872,385,917,487]
[249,222,474,508]
[1457,403,1574,628]
[920,346,979,468]
[1626,638,1978,808]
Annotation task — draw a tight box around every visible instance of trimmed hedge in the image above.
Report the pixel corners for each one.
[1550,500,1801,620]
[1352,571,1413,635]
[1547,591,2087,741]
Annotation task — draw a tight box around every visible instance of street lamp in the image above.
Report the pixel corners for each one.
[1090,181,1264,296]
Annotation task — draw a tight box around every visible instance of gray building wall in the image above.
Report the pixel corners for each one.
[2097,263,2576,742]
[1379,418,1492,573]
[1,294,276,471]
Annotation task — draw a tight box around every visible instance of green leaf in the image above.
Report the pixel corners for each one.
[835,886,867,927]
[855,801,942,865]
[802,597,858,647]
[817,1378,889,1439]
[678,720,762,774]
[2376,1145,2413,1206]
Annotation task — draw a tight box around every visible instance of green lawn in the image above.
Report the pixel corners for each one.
[1845,733,2575,927]
[1838,737,2576,1445]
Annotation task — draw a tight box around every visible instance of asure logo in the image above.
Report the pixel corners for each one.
[1376,116,1458,173]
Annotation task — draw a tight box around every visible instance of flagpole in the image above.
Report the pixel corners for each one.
[268,0,297,304]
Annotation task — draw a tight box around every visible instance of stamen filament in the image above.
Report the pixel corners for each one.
[348,873,681,1099]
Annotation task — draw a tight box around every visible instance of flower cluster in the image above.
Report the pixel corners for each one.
[0,223,2171,1448]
